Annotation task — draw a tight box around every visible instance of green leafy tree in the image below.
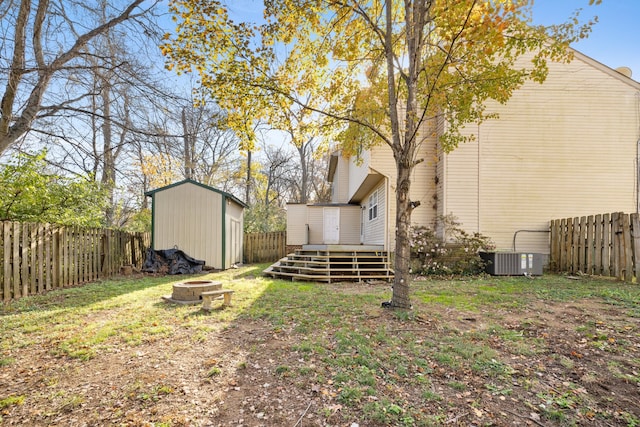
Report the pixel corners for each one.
[0,152,107,227]
[163,0,596,308]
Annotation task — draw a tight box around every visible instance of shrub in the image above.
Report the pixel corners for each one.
[409,215,494,275]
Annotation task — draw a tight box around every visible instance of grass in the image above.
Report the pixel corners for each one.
[0,265,268,360]
[1,267,640,426]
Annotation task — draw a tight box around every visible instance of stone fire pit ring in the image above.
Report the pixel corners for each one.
[162,280,222,305]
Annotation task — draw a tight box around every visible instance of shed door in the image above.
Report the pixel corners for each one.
[323,207,340,244]
[230,218,242,265]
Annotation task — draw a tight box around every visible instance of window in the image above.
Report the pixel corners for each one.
[368,190,378,221]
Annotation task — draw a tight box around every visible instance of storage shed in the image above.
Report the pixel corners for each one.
[145,179,246,270]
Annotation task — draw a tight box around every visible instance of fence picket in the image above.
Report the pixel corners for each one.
[585,215,594,275]
[243,231,286,264]
[4,223,12,301]
[21,223,29,297]
[612,213,621,279]
[622,214,633,282]
[30,224,37,295]
[2,223,291,301]
[0,221,151,301]
[45,223,52,290]
[550,212,640,283]
[602,213,611,276]
[632,213,640,280]
[13,222,20,298]
[565,218,572,273]
[594,214,603,275]
[577,216,585,273]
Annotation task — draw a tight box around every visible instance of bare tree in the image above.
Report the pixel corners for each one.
[179,104,241,189]
[0,0,159,155]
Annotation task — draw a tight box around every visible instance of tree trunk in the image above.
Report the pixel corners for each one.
[181,108,193,179]
[297,141,309,203]
[100,83,116,226]
[245,150,252,204]
[391,156,413,309]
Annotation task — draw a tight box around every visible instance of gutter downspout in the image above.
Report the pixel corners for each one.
[385,174,391,253]
[477,123,481,233]
[637,138,640,214]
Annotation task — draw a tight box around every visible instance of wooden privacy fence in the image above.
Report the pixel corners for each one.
[1,221,150,301]
[244,231,286,264]
[549,212,640,282]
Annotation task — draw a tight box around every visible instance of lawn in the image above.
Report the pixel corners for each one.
[1,265,639,426]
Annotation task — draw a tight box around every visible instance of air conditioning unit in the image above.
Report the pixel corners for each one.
[480,252,543,276]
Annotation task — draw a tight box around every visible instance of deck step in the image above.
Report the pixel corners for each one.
[263,248,394,283]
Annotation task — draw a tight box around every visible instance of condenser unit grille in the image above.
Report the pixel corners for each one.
[480,252,543,276]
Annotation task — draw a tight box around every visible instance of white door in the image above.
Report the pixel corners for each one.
[323,207,340,244]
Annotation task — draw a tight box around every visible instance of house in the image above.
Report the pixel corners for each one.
[285,48,640,265]
[145,179,246,270]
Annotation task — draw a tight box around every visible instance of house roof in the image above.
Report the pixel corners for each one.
[144,179,248,208]
[571,47,640,90]
[327,152,340,182]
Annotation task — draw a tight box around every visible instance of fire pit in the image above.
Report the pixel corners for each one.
[162,280,222,305]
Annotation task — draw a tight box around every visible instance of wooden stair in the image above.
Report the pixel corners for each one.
[264,248,394,283]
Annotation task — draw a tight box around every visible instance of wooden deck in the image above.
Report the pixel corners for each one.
[263,247,394,283]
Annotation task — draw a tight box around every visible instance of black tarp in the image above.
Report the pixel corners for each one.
[143,248,205,274]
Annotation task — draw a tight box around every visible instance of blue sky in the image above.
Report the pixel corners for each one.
[531,0,640,78]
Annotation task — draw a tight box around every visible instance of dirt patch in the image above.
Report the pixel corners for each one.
[1,285,639,426]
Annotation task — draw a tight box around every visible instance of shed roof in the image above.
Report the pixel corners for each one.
[144,179,248,208]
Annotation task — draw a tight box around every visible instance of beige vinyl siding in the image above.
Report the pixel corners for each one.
[307,207,324,244]
[411,122,438,230]
[439,123,479,238]
[443,50,640,253]
[362,185,386,245]
[225,200,244,266]
[306,205,361,245]
[338,206,361,244]
[332,156,351,203]
[153,182,222,267]
[348,149,370,201]
[367,118,439,250]
[435,115,448,238]
[286,204,309,245]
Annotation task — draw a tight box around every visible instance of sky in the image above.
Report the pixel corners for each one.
[531,0,640,79]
